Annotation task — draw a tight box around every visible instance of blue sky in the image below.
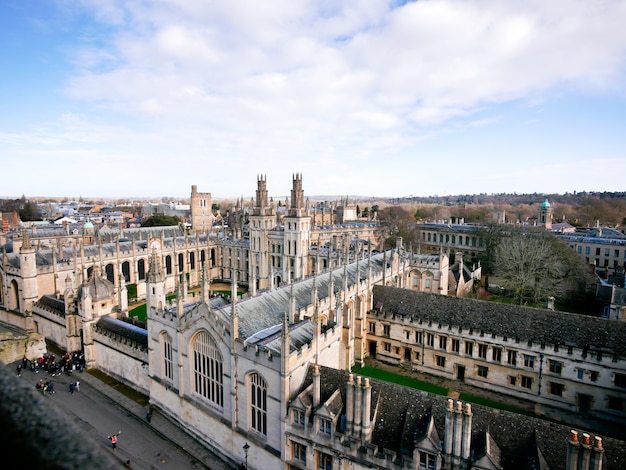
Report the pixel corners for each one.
[2,0,626,199]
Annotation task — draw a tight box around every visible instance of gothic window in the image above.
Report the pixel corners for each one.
[439,336,447,350]
[250,373,267,435]
[192,331,224,407]
[161,332,173,381]
[292,441,307,464]
[165,256,173,275]
[464,341,473,356]
[451,339,460,353]
[138,259,146,280]
[178,253,184,272]
[121,261,131,283]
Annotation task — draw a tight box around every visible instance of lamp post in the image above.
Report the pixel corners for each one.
[243,442,250,469]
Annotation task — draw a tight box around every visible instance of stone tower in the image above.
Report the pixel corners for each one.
[539,199,553,229]
[283,173,310,283]
[249,175,276,291]
[190,185,214,231]
[19,229,37,329]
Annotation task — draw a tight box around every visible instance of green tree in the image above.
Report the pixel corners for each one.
[19,201,38,221]
[141,215,180,227]
[126,283,137,303]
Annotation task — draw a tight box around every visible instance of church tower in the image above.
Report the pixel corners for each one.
[249,175,276,291]
[539,199,553,229]
[190,185,214,231]
[283,174,310,283]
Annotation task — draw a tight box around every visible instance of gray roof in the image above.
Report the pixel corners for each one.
[211,253,389,347]
[372,285,626,358]
[301,365,626,470]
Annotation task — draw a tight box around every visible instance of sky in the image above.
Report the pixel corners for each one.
[1,0,626,200]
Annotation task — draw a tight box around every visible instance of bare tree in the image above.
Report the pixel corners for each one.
[494,229,588,306]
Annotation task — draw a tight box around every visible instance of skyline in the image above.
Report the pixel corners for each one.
[2,1,626,199]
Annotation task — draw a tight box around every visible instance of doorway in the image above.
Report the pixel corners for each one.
[456,365,465,381]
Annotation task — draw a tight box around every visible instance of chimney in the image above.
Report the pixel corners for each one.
[313,365,321,408]
[453,401,463,457]
[346,374,355,434]
[566,430,580,470]
[580,433,592,470]
[461,403,472,459]
[362,378,373,439]
[444,399,454,454]
[591,436,604,470]
[354,376,363,437]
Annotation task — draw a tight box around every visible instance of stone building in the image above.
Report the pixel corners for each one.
[366,285,626,427]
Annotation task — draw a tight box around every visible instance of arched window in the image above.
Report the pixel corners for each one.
[105,264,115,283]
[122,261,131,283]
[137,259,146,281]
[250,373,267,435]
[161,332,173,381]
[192,332,223,407]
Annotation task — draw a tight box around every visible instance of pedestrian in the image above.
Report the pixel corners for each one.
[69,382,75,394]
[16,363,22,376]
[107,431,121,451]
[146,405,153,423]
[74,380,80,392]
[124,460,132,469]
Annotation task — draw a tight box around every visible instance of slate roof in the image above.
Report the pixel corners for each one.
[300,365,626,470]
[211,252,389,349]
[35,295,66,315]
[95,316,148,348]
[372,285,626,358]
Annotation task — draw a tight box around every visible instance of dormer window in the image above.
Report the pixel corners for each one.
[319,417,332,435]
[292,408,305,425]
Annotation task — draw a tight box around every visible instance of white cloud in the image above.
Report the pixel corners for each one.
[6,0,626,197]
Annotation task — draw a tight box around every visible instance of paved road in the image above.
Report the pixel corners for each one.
[13,360,234,470]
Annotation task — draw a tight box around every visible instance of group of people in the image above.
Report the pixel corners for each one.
[18,351,86,377]
[18,351,84,398]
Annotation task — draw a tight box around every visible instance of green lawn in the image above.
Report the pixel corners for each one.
[351,365,449,396]
[353,365,535,416]
[129,291,241,322]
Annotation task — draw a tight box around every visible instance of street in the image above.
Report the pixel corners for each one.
[14,361,230,470]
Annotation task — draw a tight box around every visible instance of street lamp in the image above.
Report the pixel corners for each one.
[243,442,250,469]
